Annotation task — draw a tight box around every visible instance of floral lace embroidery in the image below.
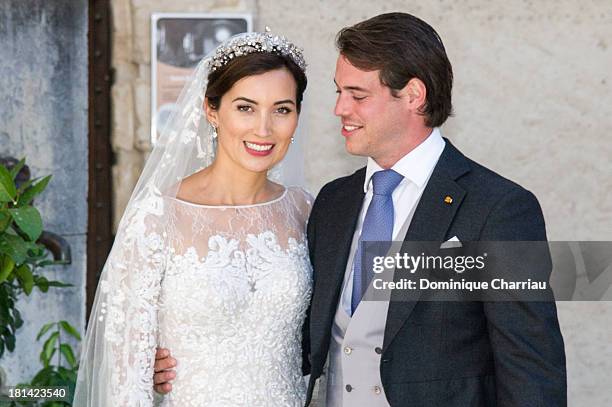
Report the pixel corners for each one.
[93,187,312,406]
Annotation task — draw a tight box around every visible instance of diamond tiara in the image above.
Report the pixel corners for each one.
[208,27,306,73]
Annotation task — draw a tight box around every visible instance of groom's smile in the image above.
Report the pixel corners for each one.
[341,123,363,137]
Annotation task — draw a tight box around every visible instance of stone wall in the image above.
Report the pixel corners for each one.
[0,0,88,386]
[110,1,612,404]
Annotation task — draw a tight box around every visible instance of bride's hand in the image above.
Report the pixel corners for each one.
[154,347,177,394]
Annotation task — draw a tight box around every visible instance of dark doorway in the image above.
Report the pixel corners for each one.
[87,0,113,320]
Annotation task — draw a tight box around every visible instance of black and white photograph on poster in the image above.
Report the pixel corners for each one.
[151,13,252,144]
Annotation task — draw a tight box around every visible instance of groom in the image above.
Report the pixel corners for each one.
[153,12,567,406]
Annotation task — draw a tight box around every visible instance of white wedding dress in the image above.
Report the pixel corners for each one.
[93,186,313,406]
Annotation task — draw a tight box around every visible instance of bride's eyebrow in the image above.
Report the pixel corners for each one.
[232,97,258,104]
[231,97,295,105]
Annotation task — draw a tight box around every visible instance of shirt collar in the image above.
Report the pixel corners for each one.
[364,127,446,193]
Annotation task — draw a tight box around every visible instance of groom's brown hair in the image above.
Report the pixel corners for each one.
[336,12,453,128]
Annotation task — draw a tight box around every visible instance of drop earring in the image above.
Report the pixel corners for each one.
[211,125,218,139]
[290,136,295,144]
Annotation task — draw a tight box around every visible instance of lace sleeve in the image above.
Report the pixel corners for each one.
[74,200,167,406]
[289,186,314,227]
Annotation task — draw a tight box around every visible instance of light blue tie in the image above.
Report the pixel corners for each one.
[351,169,404,314]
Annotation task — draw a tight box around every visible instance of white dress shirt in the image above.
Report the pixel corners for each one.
[339,127,446,315]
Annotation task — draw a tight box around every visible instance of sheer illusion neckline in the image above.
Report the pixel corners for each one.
[167,187,288,209]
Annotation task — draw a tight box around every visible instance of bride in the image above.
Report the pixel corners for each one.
[74,30,312,406]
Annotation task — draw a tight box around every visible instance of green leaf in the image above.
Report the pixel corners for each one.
[9,158,25,180]
[46,281,73,288]
[0,234,29,264]
[0,287,10,311]
[38,281,49,292]
[40,348,57,367]
[0,255,15,283]
[13,307,23,329]
[8,316,17,331]
[59,320,81,341]
[18,175,51,206]
[37,322,57,341]
[0,164,17,203]
[34,275,49,292]
[0,210,11,232]
[57,365,77,382]
[9,206,43,241]
[31,366,54,386]
[43,331,59,360]
[0,301,9,325]
[5,330,15,351]
[24,241,46,259]
[42,402,70,407]
[37,259,61,267]
[16,178,34,195]
[47,371,67,387]
[59,343,77,368]
[15,264,34,295]
[39,280,49,292]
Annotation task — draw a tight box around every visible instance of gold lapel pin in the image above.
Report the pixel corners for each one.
[444,195,453,205]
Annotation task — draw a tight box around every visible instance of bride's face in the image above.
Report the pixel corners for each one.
[206,68,299,175]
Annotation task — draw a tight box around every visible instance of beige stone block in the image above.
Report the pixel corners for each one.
[111,84,135,151]
[111,0,133,38]
[134,70,151,152]
[112,61,139,83]
[133,79,150,129]
[131,5,152,65]
[111,1,135,66]
[138,63,150,83]
[111,148,145,231]
[112,35,133,64]
[135,125,153,153]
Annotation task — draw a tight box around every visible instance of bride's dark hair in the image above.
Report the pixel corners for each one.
[205,52,307,113]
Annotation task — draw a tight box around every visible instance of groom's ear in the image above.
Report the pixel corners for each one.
[204,97,219,127]
[398,77,427,114]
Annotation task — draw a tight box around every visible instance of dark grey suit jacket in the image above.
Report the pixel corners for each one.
[303,140,567,406]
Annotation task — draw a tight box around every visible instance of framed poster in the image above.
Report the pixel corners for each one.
[151,13,252,144]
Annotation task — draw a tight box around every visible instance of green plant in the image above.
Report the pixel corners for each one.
[0,159,70,358]
[10,320,81,407]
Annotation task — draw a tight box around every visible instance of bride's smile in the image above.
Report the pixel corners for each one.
[243,140,274,156]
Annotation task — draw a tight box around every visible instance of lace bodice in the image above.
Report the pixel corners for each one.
[77,187,313,406]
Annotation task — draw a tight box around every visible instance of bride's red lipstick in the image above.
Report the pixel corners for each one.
[244,141,275,157]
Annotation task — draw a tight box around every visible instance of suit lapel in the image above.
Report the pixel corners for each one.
[383,140,470,350]
[311,169,365,349]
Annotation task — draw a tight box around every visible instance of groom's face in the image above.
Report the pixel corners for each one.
[334,55,411,166]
